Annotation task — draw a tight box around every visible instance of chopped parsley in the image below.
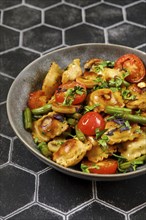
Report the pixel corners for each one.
[63,86,85,106]
[92,60,115,73]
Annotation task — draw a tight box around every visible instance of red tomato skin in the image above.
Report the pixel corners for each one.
[27,90,47,109]
[55,81,87,105]
[114,54,145,83]
[82,159,118,174]
[77,112,105,136]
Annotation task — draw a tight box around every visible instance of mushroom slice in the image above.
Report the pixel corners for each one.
[87,88,124,112]
[42,62,63,99]
[118,131,146,161]
[62,59,82,84]
[53,138,92,167]
[32,112,68,142]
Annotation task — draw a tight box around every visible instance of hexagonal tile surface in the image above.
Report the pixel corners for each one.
[0,104,16,137]
[65,24,104,45]
[0,165,35,216]
[68,201,125,220]
[12,138,47,172]
[0,135,11,165]
[23,25,62,52]
[0,74,13,102]
[108,23,146,47]
[0,48,40,77]
[45,4,82,28]
[126,2,146,26]
[130,206,146,220]
[86,3,123,27]
[6,204,63,220]
[0,26,19,52]
[96,174,146,211]
[105,0,139,6]
[3,5,41,30]
[39,169,93,212]
[0,0,21,9]
[25,0,61,8]
[65,0,100,7]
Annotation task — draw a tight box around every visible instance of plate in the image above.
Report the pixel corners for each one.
[7,43,146,181]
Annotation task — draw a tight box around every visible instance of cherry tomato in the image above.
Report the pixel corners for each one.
[55,81,87,105]
[81,159,118,174]
[27,90,47,109]
[114,54,146,83]
[77,111,105,136]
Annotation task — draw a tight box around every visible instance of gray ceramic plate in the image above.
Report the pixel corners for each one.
[7,43,146,181]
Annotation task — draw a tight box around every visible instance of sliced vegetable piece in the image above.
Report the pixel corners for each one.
[55,81,87,105]
[77,112,105,136]
[27,90,47,109]
[114,54,146,83]
[81,159,118,174]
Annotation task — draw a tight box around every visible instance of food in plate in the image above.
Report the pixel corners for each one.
[23,54,146,174]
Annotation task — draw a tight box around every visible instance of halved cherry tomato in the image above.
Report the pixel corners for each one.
[27,90,47,109]
[77,111,105,136]
[55,81,87,105]
[114,54,145,83]
[81,159,118,174]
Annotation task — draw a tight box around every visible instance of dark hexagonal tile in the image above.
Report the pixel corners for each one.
[96,174,146,211]
[65,24,104,45]
[0,0,21,9]
[12,138,47,172]
[45,4,82,28]
[25,0,61,8]
[105,0,139,6]
[23,25,62,52]
[39,169,93,212]
[0,48,40,78]
[65,0,100,7]
[3,5,41,30]
[130,206,146,220]
[0,26,19,52]
[6,204,63,220]
[0,135,11,165]
[126,2,146,26]
[108,23,146,47]
[86,3,123,27]
[68,201,125,220]
[0,74,13,102]
[0,103,15,137]
[0,165,35,216]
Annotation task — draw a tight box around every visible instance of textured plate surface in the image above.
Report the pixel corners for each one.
[7,43,146,181]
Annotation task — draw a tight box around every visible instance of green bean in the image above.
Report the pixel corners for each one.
[119,155,146,171]
[38,142,52,157]
[122,113,146,125]
[105,106,132,115]
[31,104,52,115]
[75,125,86,142]
[72,113,82,120]
[105,106,146,125]
[23,107,32,131]
[67,118,77,126]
